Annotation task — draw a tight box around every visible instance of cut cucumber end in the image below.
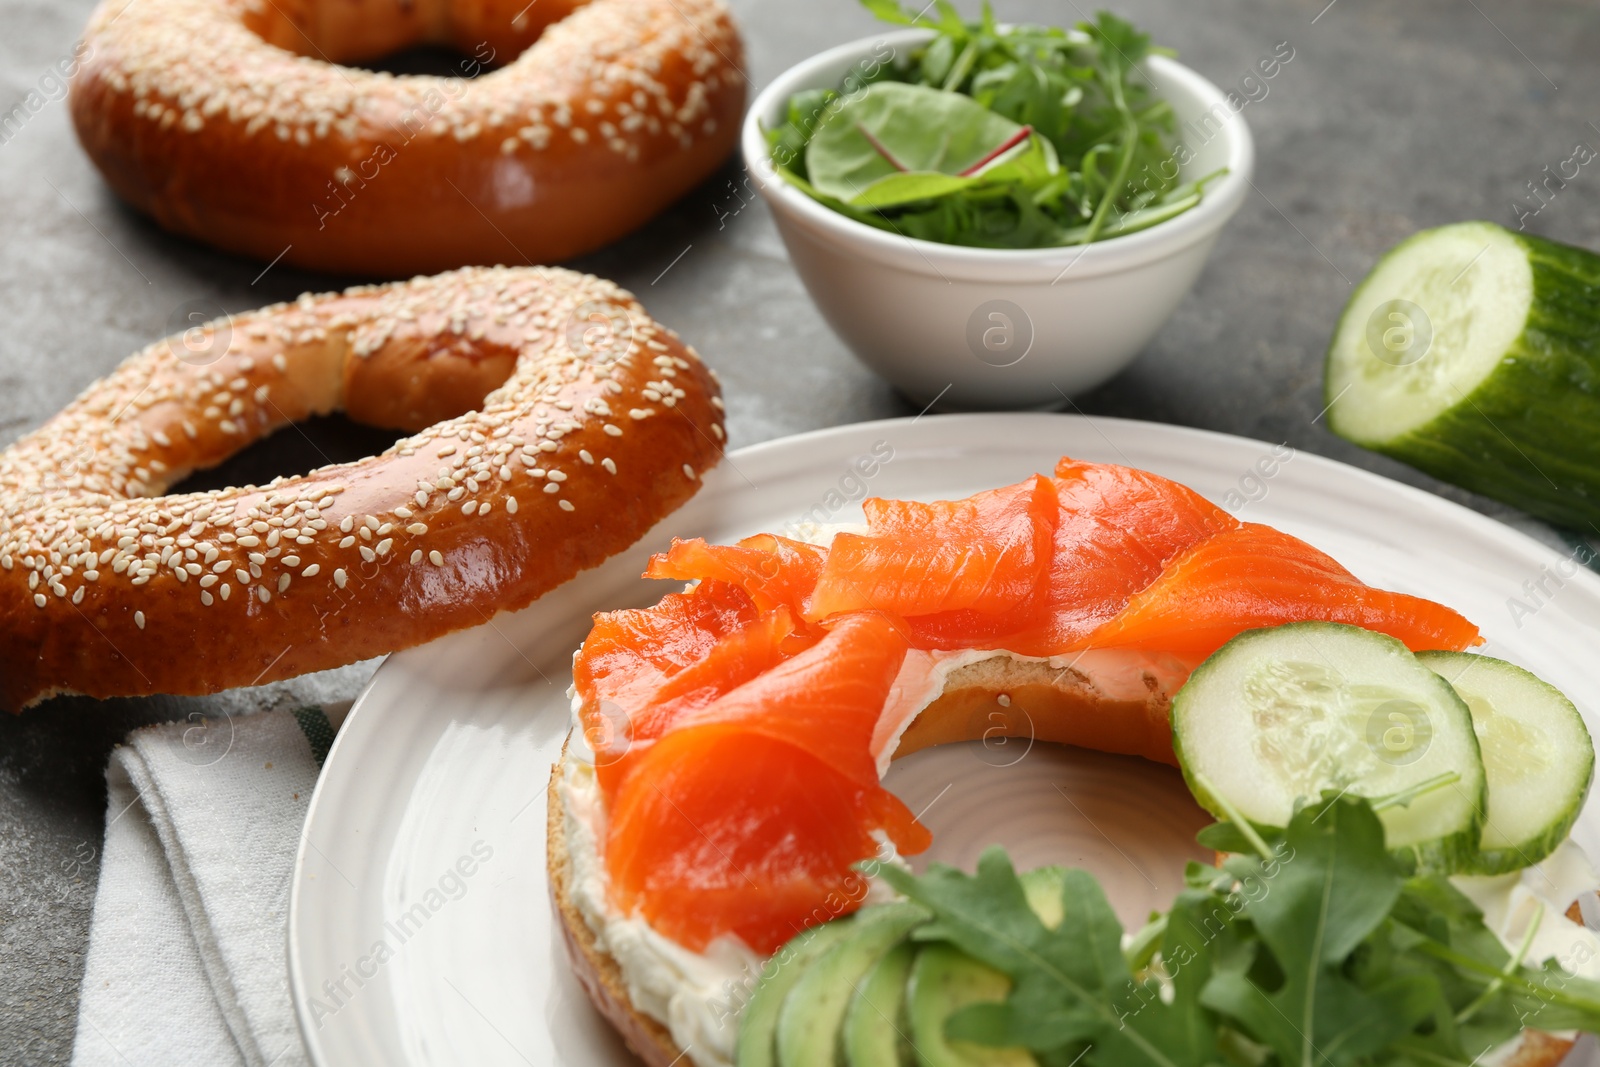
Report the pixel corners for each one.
[1172,622,1486,870]
[1325,221,1532,446]
[1418,651,1595,875]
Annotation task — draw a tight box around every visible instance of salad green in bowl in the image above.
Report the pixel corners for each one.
[764,1,1226,250]
[741,5,1252,409]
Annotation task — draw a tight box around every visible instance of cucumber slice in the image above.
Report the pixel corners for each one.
[843,942,916,1067]
[776,903,929,1067]
[1172,622,1486,870]
[736,917,859,1067]
[1325,220,1600,529]
[1418,651,1595,874]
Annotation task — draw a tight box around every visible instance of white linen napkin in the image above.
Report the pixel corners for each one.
[69,702,348,1067]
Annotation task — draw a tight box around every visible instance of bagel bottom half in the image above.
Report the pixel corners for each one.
[547,659,1579,1067]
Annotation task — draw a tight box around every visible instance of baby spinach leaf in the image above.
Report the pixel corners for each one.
[805,82,1029,202]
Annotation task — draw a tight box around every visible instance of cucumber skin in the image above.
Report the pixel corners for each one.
[1327,224,1600,531]
[1171,622,1488,874]
[1468,787,1590,877]
[1418,650,1596,876]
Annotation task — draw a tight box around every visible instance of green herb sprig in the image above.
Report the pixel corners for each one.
[766,0,1224,248]
[872,795,1600,1066]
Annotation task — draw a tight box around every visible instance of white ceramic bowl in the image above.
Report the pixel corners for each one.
[743,29,1255,410]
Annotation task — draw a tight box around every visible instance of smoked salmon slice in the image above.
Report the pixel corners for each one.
[603,612,928,953]
[805,474,1058,623]
[605,732,925,954]
[993,460,1238,655]
[1080,522,1482,655]
[573,580,760,767]
[645,533,828,617]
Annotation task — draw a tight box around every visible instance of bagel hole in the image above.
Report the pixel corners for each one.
[168,414,407,496]
[240,0,589,72]
[352,43,500,78]
[883,740,1213,930]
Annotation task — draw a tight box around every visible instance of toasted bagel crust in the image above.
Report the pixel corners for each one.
[547,759,682,1067]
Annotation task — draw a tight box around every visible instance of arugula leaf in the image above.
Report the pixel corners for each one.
[858,0,915,25]
[1200,797,1439,1066]
[1390,872,1600,1048]
[879,848,1218,1067]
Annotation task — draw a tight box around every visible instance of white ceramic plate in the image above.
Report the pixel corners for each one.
[289,413,1600,1066]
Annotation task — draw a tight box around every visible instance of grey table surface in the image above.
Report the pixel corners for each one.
[2,0,1598,1060]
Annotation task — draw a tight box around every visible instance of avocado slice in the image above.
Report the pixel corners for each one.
[843,941,916,1067]
[736,917,860,1067]
[907,944,1037,1067]
[1018,866,1066,930]
[902,870,1062,1067]
[775,903,930,1067]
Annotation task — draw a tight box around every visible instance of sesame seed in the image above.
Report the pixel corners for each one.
[462,500,478,515]
[603,424,623,437]
[33,593,46,608]
[505,496,518,514]
[375,538,392,556]
[602,458,617,474]
[407,523,427,535]
[334,569,347,588]
[410,549,423,564]
[429,551,444,566]
[559,499,576,512]
[134,611,145,629]
[303,564,319,578]
[359,546,376,563]
[544,483,561,494]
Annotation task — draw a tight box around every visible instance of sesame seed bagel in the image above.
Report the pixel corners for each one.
[0,265,725,711]
[69,0,744,275]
